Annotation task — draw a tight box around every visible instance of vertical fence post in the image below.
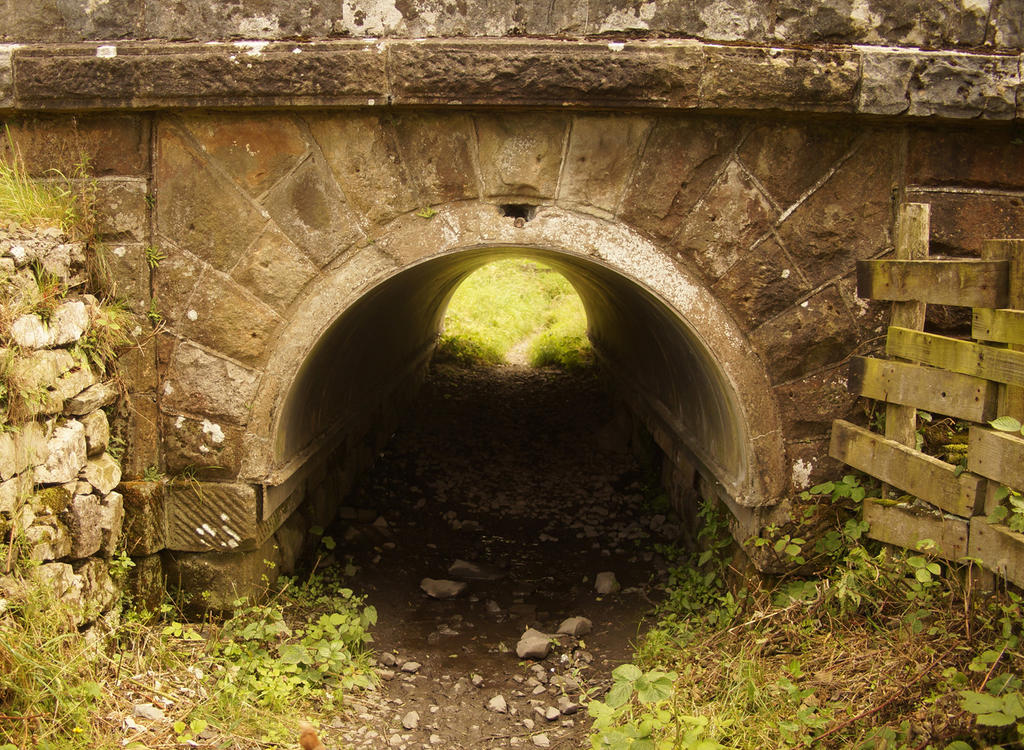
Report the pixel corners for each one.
[882,203,930,498]
[981,239,1024,420]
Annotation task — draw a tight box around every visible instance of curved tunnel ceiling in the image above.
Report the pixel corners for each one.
[277,247,749,503]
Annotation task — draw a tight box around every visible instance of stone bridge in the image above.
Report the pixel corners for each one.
[2,0,1024,602]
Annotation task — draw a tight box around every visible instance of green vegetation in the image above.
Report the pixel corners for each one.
[0,564,376,749]
[436,257,592,369]
[0,127,87,234]
[587,477,1024,749]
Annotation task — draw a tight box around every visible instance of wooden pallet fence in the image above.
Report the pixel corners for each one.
[828,204,1024,580]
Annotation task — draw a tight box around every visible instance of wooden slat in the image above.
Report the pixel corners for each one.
[864,499,968,560]
[973,308,1024,346]
[848,356,998,423]
[968,517,1024,589]
[857,259,1008,308]
[982,239,1024,421]
[887,327,1024,388]
[829,420,984,517]
[968,426,1024,490]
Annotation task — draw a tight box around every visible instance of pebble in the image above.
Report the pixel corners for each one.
[132,703,164,721]
[420,578,468,599]
[533,733,551,747]
[402,711,419,730]
[557,616,592,637]
[516,628,552,659]
[401,661,422,673]
[595,571,620,594]
[486,695,508,714]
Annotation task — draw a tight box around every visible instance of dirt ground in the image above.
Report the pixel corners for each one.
[319,364,680,750]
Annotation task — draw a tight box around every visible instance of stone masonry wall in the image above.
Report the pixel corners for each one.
[0,223,128,627]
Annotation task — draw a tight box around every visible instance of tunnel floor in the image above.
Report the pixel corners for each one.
[322,363,682,749]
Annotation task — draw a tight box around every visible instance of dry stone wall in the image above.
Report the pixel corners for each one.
[0,224,127,627]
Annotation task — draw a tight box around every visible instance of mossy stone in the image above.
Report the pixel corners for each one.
[32,486,71,514]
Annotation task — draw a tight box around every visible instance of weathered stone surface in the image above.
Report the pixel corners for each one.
[0,45,13,109]
[10,313,51,349]
[155,124,268,273]
[94,179,149,243]
[558,114,652,213]
[774,366,859,442]
[52,366,98,409]
[516,628,552,659]
[4,349,75,392]
[860,49,1020,119]
[0,474,32,514]
[389,40,703,108]
[392,112,481,206]
[711,237,811,331]
[83,452,122,495]
[0,0,142,43]
[905,190,1024,256]
[776,135,897,288]
[121,393,160,481]
[475,113,567,200]
[13,43,389,109]
[162,534,283,611]
[420,577,468,598]
[65,381,118,415]
[787,437,843,490]
[172,275,281,367]
[162,342,260,425]
[750,285,859,383]
[121,481,167,556]
[124,552,163,612]
[98,490,124,557]
[150,246,203,331]
[699,46,859,112]
[907,126,1024,191]
[35,419,87,484]
[183,112,308,198]
[0,114,150,177]
[738,122,857,210]
[594,571,620,594]
[166,480,258,552]
[142,1,341,40]
[63,493,103,558]
[0,422,47,480]
[261,154,364,267]
[308,112,419,226]
[161,413,244,480]
[619,117,738,239]
[557,616,592,637]
[80,409,109,457]
[50,299,90,346]
[25,517,72,561]
[230,226,318,313]
[673,160,776,282]
[72,557,117,623]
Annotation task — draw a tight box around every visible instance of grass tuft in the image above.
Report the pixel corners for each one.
[0,128,83,233]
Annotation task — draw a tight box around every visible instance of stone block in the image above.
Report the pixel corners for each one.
[0,474,32,515]
[10,314,51,349]
[308,112,420,226]
[71,558,117,625]
[65,381,117,415]
[388,40,703,108]
[230,226,317,313]
[161,413,244,481]
[161,342,260,426]
[0,114,150,177]
[117,334,157,393]
[392,112,481,205]
[151,246,203,332]
[261,154,364,267]
[142,1,341,40]
[699,45,859,112]
[162,534,283,612]
[62,493,103,558]
[182,112,308,198]
[12,43,389,109]
[907,126,1024,191]
[5,349,75,392]
[99,490,124,558]
[25,517,72,561]
[172,275,281,368]
[786,437,845,491]
[619,117,739,239]
[773,365,859,442]
[166,480,259,552]
[117,393,159,481]
[475,112,567,200]
[83,452,121,495]
[30,485,71,515]
[80,409,109,457]
[557,114,652,213]
[100,243,150,318]
[52,366,99,409]
[155,123,269,273]
[904,189,1024,257]
[860,49,1019,119]
[0,422,47,480]
[711,236,810,332]
[750,285,859,384]
[121,481,167,556]
[672,160,776,282]
[35,419,87,485]
[776,134,897,288]
[50,299,90,346]
[0,45,12,109]
[0,0,141,42]
[94,179,149,242]
[124,552,164,613]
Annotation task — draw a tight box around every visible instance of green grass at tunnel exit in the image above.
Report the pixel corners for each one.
[436,258,592,369]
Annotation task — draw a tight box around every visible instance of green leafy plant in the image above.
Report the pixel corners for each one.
[989,486,1024,533]
[415,206,437,219]
[144,245,166,269]
[990,416,1024,437]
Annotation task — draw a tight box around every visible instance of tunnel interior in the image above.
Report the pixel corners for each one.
[274,246,757,531]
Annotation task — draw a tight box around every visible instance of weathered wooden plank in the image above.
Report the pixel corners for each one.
[982,239,1024,420]
[973,308,1024,346]
[829,420,984,517]
[864,499,969,560]
[857,259,1008,308]
[848,356,998,423]
[968,516,1024,589]
[887,327,1024,388]
[968,426,1024,491]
